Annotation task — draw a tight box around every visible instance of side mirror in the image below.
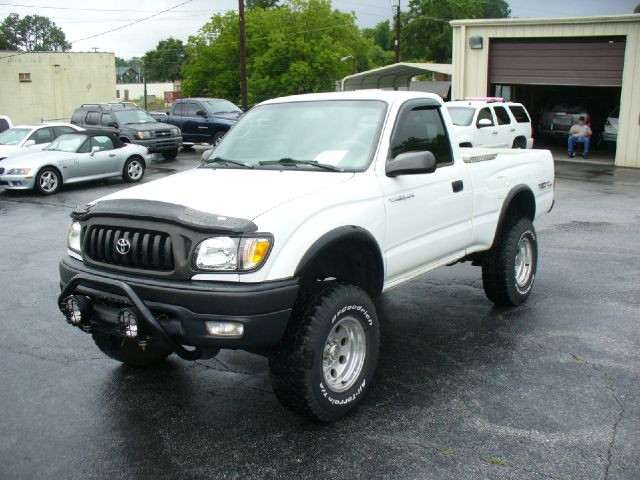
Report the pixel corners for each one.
[24,140,36,147]
[386,151,437,177]
[90,146,100,155]
[108,122,118,128]
[477,118,493,128]
[196,110,208,118]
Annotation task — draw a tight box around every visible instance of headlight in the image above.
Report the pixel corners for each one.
[136,131,152,139]
[67,221,82,253]
[7,168,31,175]
[194,236,272,271]
[171,127,181,136]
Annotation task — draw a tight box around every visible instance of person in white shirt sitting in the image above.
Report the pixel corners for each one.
[568,117,592,159]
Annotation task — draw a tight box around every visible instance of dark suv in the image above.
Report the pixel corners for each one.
[71,104,182,160]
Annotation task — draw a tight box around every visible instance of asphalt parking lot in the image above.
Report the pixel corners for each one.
[0,150,638,480]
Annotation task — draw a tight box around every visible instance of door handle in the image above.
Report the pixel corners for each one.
[452,180,464,193]
[492,131,498,135]
[109,154,116,157]
[510,128,516,132]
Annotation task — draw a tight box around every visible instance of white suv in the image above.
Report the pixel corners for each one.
[446,98,534,149]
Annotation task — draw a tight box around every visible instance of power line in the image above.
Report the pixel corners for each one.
[69,0,195,43]
[0,2,208,13]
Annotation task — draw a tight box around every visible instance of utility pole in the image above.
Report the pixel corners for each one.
[394,0,401,63]
[238,0,248,111]
[143,60,148,110]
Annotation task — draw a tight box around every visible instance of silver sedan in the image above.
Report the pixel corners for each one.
[0,130,153,194]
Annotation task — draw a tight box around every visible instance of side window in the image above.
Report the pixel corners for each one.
[90,136,114,151]
[187,102,200,117]
[101,113,116,127]
[28,127,55,144]
[77,139,91,154]
[173,102,184,116]
[476,107,495,127]
[390,106,453,166]
[85,111,100,125]
[493,106,512,125]
[53,126,76,137]
[0,119,9,132]
[71,109,85,125]
[509,105,531,123]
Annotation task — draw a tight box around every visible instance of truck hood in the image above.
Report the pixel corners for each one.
[121,122,175,132]
[93,167,355,221]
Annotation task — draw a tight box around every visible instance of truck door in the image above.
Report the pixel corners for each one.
[492,105,515,148]
[474,107,500,147]
[172,102,185,134]
[379,101,473,284]
[183,102,209,143]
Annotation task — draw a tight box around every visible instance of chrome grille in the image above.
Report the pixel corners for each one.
[84,225,174,271]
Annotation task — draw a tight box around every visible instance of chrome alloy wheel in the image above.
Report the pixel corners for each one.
[127,160,143,180]
[39,171,58,193]
[322,316,366,393]
[514,236,533,287]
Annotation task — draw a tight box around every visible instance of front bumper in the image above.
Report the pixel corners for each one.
[0,174,35,189]
[59,257,298,354]
[132,136,182,153]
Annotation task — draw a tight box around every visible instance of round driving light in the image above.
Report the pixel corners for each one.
[118,308,139,339]
[63,295,91,326]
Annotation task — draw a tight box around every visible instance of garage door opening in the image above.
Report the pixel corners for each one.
[488,37,625,163]
[490,84,621,162]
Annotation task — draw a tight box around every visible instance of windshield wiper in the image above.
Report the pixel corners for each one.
[259,158,343,171]
[204,156,254,169]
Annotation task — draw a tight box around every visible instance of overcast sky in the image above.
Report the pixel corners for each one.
[0,0,636,58]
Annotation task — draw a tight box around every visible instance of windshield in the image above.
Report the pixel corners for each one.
[446,107,475,126]
[203,99,241,114]
[114,109,156,125]
[45,134,88,152]
[206,100,386,172]
[0,128,30,145]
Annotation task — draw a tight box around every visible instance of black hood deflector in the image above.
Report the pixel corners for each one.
[71,199,258,234]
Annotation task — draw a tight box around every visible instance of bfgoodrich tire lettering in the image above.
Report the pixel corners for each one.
[269,284,380,422]
[482,217,538,306]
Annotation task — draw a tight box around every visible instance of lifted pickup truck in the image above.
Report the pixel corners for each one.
[163,98,242,148]
[58,91,554,421]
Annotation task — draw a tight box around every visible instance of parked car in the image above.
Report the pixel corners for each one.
[0,123,82,161]
[603,106,619,143]
[0,130,152,194]
[71,105,182,160]
[57,91,554,422]
[538,100,591,136]
[149,111,169,122]
[446,99,534,149]
[0,115,12,133]
[164,98,242,147]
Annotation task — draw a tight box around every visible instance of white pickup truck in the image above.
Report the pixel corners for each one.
[58,91,554,421]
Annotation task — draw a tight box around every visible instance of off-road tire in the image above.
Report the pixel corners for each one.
[91,332,172,367]
[269,284,380,422]
[482,217,537,306]
[162,149,179,161]
[122,156,145,183]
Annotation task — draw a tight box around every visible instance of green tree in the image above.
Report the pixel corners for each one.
[362,20,393,51]
[143,38,186,82]
[635,4,640,13]
[115,56,128,67]
[402,0,510,62]
[0,13,71,51]
[183,0,371,104]
[246,0,279,8]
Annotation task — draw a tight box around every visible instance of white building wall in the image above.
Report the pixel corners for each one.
[115,82,178,102]
[451,15,640,168]
[0,52,115,124]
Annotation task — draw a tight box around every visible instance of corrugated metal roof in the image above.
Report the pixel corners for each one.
[341,62,452,91]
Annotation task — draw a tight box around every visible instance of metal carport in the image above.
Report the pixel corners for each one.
[341,62,452,91]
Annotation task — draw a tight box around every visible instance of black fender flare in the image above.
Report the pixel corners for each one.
[492,184,536,246]
[294,226,385,295]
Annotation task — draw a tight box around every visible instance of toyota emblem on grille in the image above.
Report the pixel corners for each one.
[116,238,131,255]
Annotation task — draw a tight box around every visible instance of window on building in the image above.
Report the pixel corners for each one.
[389,106,453,166]
[19,73,31,83]
[493,106,512,125]
[116,89,120,99]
